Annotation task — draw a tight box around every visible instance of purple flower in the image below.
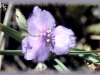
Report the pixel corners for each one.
[22,6,76,62]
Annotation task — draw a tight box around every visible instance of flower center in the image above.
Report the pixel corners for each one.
[40,30,55,49]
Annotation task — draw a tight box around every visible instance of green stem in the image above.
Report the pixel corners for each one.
[70,50,100,54]
[0,49,100,55]
[0,50,23,55]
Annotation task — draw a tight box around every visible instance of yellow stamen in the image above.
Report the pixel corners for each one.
[43,33,46,36]
[46,39,50,42]
[47,30,51,33]
[47,34,50,37]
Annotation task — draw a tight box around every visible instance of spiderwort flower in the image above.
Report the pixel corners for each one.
[22,6,76,62]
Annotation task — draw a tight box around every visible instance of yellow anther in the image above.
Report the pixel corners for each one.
[47,30,51,33]
[46,39,50,42]
[43,33,46,36]
[47,34,50,37]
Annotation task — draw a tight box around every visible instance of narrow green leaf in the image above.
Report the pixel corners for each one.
[0,23,25,41]
[54,58,70,72]
[48,58,65,72]
[70,48,100,63]
[70,49,100,54]
[53,65,64,72]
[49,62,64,72]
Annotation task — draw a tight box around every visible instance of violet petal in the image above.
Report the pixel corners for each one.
[51,25,76,55]
[22,36,50,62]
[27,6,56,35]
